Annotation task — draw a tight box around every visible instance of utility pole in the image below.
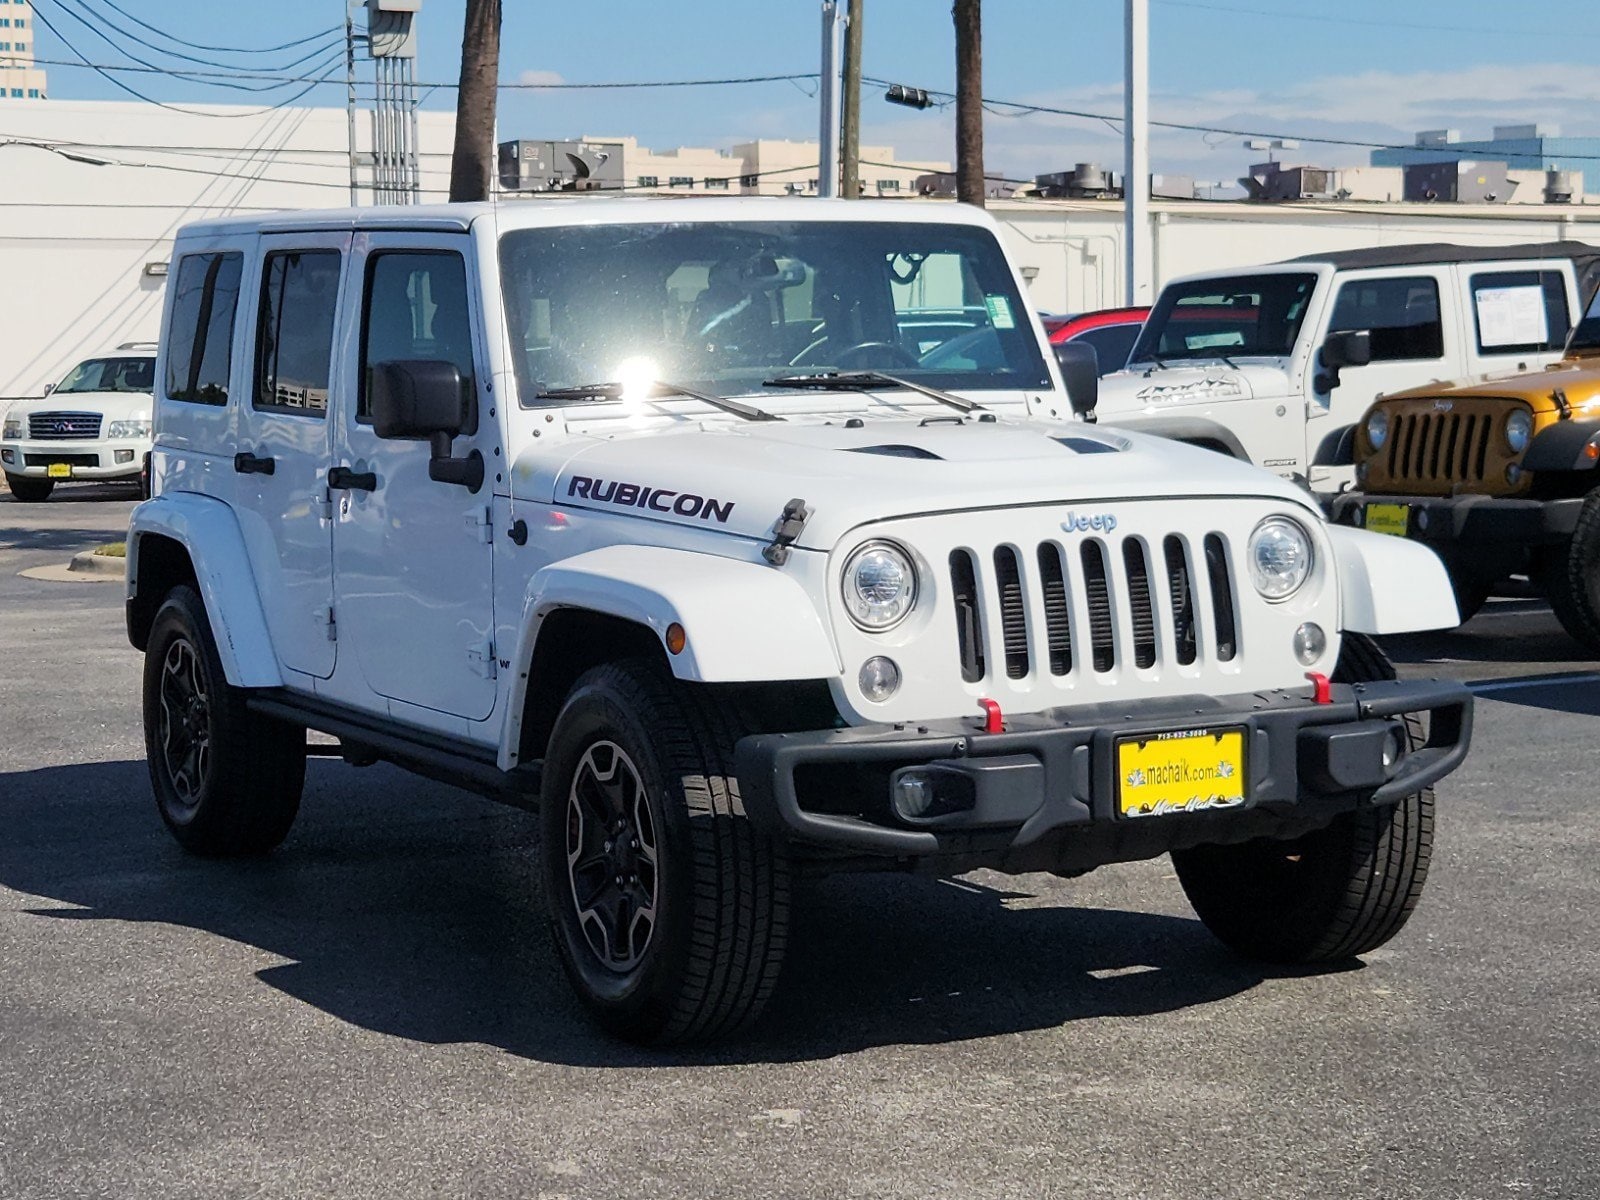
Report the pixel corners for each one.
[840,0,863,198]
[952,0,984,208]
[346,7,359,204]
[449,0,501,203]
[818,1,845,197]
[1124,0,1150,304]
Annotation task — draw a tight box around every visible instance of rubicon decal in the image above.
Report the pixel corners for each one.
[567,475,735,524]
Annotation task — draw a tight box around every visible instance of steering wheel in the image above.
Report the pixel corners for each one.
[790,339,921,370]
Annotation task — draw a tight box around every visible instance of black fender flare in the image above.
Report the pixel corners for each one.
[1523,419,1600,473]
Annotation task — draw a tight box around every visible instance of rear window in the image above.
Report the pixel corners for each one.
[165,252,242,405]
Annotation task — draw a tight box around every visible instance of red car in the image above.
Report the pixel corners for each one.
[1043,306,1150,375]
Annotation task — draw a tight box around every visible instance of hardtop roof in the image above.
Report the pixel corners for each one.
[1282,240,1600,271]
[174,196,1003,240]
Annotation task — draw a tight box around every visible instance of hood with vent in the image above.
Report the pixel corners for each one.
[512,416,1317,550]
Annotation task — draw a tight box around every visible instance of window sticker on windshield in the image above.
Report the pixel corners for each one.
[985,295,1016,330]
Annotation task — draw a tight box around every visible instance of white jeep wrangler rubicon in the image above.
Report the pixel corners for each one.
[127,199,1473,1044]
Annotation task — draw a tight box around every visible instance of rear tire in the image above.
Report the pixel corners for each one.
[1171,633,1434,963]
[5,475,54,502]
[539,660,790,1044]
[143,585,305,856]
[1536,490,1600,652]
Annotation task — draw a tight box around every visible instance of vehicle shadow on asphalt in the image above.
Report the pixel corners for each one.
[0,525,128,553]
[0,758,1338,1068]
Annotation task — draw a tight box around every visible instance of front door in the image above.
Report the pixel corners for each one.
[331,232,498,721]
[233,234,350,680]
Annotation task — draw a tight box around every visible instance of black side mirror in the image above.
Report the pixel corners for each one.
[1054,340,1100,422]
[1316,329,1372,394]
[370,359,484,492]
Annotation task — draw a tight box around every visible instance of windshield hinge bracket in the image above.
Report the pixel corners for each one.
[1554,387,1573,420]
[762,498,811,567]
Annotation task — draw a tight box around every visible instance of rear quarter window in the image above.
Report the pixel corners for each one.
[165,252,243,405]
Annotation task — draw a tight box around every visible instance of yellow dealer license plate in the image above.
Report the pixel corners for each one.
[1363,502,1410,538]
[1116,728,1247,819]
[46,462,72,479]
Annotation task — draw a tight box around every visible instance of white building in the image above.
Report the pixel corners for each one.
[10,97,1600,399]
[0,0,46,100]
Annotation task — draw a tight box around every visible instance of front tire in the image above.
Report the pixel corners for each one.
[5,474,54,502]
[1536,488,1600,652]
[539,661,790,1044]
[1171,633,1434,963]
[143,585,305,855]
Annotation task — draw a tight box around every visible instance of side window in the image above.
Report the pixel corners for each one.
[1470,270,1570,355]
[1327,275,1443,362]
[254,250,342,416]
[359,251,475,430]
[165,252,242,405]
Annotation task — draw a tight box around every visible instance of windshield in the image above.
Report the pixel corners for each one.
[1129,272,1317,364]
[54,356,155,395]
[1568,284,1600,353]
[498,220,1051,403]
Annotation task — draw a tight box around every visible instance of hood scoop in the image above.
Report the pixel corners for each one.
[848,444,945,461]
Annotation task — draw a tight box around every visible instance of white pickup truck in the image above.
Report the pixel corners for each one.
[1085,242,1600,495]
[125,199,1472,1043]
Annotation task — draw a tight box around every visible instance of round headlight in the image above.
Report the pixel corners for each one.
[1366,409,1390,451]
[1506,409,1533,454]
[842,541,918,631]
[1248,517,1314,601]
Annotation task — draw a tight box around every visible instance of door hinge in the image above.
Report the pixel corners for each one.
[317,488,334,521]
[318,606,337,641]
[467,638,497,678]
[466,507,492,544]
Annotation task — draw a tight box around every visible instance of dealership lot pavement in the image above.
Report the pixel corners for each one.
[2,485,1598,1200]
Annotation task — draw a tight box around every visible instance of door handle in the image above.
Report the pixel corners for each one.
[327,466,377,492]
[233,451,276,476]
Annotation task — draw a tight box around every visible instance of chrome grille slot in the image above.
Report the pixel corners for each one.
[1122,538,1157,670]
[28,412,102,441]
[1037,542,1073,676]
[993,546,1030,679]
[950,549,985,684]
[1081,540,1115,673]
[1164,535,1198,666]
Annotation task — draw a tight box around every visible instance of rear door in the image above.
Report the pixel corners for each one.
[232,233,350,682]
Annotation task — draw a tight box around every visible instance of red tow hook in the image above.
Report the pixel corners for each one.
[1306,671,1333,705]
[978,697,1005,733]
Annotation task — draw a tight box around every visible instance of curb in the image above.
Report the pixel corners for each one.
[69,551,127,577]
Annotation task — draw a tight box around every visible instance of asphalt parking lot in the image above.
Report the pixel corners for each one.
[2,484,1598,1200]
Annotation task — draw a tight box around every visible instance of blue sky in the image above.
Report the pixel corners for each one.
[28,0,1600,182]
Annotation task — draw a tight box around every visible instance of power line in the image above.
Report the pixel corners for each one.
[88,0,342,56]
[861,75,1600,166]
[53,0,344,74]
[29,3,349,117]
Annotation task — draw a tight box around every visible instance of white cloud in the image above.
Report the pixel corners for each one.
[517,69,567,87]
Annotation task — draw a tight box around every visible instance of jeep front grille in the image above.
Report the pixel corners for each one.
[950,532,1240,685]
[29,412,102,441]
[1386,410,1492,485]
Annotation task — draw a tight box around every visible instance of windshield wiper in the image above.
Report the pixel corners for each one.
[534,380,781,422]
[763,370,983,414]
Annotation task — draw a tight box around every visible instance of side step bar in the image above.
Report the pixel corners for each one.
[246,691,542,810]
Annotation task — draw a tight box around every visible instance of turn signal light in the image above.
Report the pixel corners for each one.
[665,623,687,655]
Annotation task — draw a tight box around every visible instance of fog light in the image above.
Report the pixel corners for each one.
[0,449,12,465]
[890,766,976,822]
[859,656,901,702]
[1293,622,1327,666]
[1416,509,1430,531]
[1381,722,1409,775]
[115,449,135,464]
[1506,463,1523,485]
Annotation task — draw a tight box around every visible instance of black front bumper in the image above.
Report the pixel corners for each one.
[735,680,1471,873]
[1328,491,1582,548]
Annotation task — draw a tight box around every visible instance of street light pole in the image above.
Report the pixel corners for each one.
[818,1,845,198]
[1124,0,1149,305]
